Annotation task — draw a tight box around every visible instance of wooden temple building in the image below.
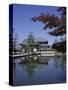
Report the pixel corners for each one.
[19,37,56,56]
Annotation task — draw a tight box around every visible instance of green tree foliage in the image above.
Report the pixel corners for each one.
[27,32,35,46]
[26,32,36,53]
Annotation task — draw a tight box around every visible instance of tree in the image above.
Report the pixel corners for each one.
[25,32,36,53]
[13,33,18,53]
[9,28,18,54]
[31,7,66,36]
[31,7,66,53]
[27,32,35,46]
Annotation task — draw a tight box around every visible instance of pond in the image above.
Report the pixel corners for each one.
[13,55,66,86]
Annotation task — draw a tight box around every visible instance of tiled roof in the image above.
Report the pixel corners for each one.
[34,37,47,43]
[19,37,48,45]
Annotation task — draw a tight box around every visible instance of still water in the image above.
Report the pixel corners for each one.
[13,56,66,86]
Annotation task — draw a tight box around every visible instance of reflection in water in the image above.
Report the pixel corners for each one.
[53,56,66,70]
[13,55,66,86]
[21,63,37,78]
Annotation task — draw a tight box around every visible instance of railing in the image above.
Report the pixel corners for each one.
[9,52,41,58]
[10,50,56,58]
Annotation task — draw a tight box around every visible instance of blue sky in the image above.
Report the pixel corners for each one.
[13,4,61,45]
